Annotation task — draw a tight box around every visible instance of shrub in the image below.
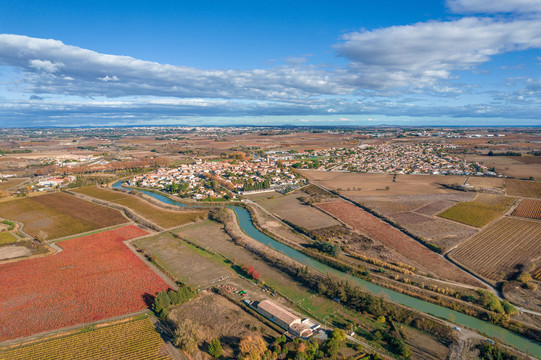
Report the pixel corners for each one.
[208,338,223,358]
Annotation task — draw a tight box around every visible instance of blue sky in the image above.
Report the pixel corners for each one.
[0,0,540,127]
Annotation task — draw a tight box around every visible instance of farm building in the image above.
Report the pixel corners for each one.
[252,300,320,339]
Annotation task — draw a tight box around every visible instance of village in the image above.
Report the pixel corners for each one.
[296,143,498,176]
[128,157,305,200]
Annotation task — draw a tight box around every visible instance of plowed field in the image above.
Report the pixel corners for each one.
[0,225,170,341]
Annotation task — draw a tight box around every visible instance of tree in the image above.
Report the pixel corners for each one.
[252,271,261,280]
[208,337,223,358]
[174,319,202,353]
[152,291,172,319]
[239,334,267,360]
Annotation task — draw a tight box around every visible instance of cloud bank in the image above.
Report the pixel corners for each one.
[0,0,540,126]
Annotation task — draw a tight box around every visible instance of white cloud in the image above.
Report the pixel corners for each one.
[98,75,119,82]
[0,34,353,100]
[447,0,541,14]
[28,59,63,73]
[336,17,541,89]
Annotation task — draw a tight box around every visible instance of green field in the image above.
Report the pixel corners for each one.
[73,186,207,229]
[0,318,171,360]
[438,194,516,228]
[0,232,19,245]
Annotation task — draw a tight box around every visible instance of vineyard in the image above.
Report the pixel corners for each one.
[0,192,128,239]
[505,179,541,198]
[449,217,541,282]
[438,194,516,228]
[73,186,207,229]
[315,200,479,285]
[0,225,170,341]
[0,318,171,360]
[511,199,541,220]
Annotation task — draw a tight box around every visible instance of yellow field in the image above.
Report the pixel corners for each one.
[438,194,516,228]
[73,186,207,229]
[0,232,18,245]
[0,318,171,360]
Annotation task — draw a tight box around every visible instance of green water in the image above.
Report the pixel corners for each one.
[113,181,541,357]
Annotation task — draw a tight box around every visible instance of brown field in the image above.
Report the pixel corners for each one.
[0,178,26,191]
[463,155,541,180]
[508,156,541,164]
[355,193,475,217]
[512,199,541,220]
[0,246,31,260]
[505,179,541,198]
[389,212,478,252]
[0,192,128,239]
[73,186,207,228]
[258,193,340,230]
[449,217,541,283]
[301,170,466,197]
[316,200,480,285]
[465,176,505,189]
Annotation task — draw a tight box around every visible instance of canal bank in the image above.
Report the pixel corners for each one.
[113,181,541,357]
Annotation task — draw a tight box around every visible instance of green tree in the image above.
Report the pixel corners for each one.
[208,337,223,358]
[152,290,171,319]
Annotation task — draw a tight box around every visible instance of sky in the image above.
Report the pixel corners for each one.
[0,0,540,127]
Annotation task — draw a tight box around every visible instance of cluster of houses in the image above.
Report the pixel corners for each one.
[128,158,303,199]
[299,143,497,176]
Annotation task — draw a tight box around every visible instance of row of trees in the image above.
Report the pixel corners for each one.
[243,179,271,192]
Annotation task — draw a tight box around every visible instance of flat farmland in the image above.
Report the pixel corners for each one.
[0,225,170,341]
[438,194,516,228]
[463,155,541,180]
[135,231,232,285]
[0,178,26,191]
[356,193,475,217]
[73,186,207,229]
[465,176,505,189]
[0,192,128,239]
[389,212,478,252]
[512,199,541,220]
[315,200,480,285]
[505,179,541,198]
[0,318,171,360]
[449,217,541,283]
[300,170,466,196]
[258,193,340,230]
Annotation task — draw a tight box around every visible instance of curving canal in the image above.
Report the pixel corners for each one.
[113,181,541,357]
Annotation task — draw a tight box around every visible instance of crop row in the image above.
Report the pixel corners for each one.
[512,199,541,220]
[0,318,171,360]
[0,192,127,239]
[450,217,541,282]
